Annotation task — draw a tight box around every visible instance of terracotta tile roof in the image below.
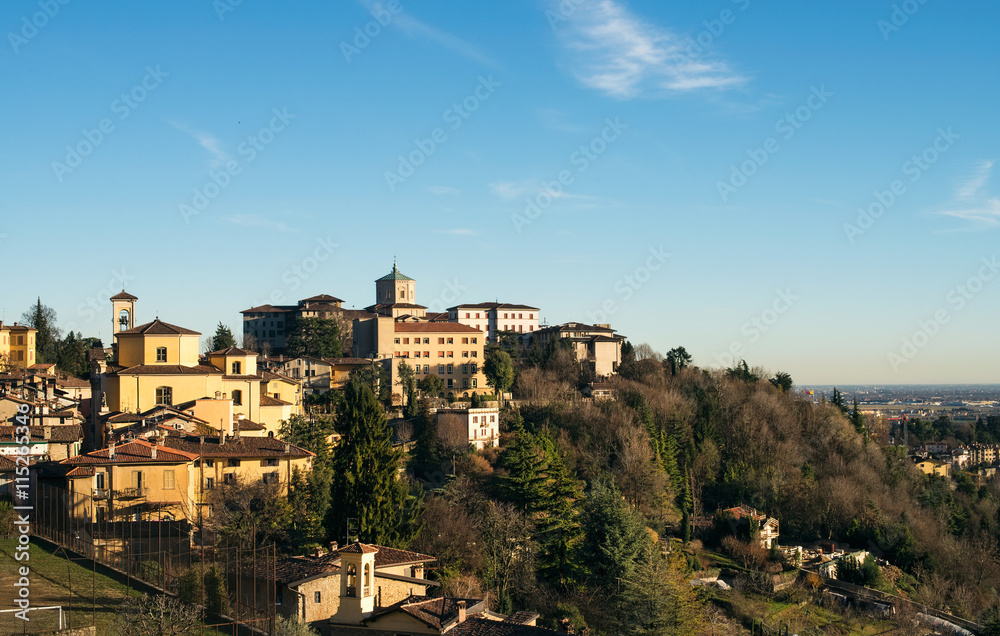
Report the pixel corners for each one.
[448,303,540,311]
[29,363,56,370]
[0,456,16,471]
[234,418,265,431]
[241,304,292,314]
[261,370,299,384]
[393,323,482,334]
[106,412,145,424]
[449,617,559,635]
[260,394,291,407]
[339,542,380,554]
[56,376,90,388]
[62,439,198,465]
[368,545,435,567]
[366,303,427,311]
[161,434,314,458]
[268,555,340,584]
[208,347,256,356]
[424,312,450,322]
[300,294,344,303]
[0,425,83,443]
[115,319,200,336]
[65,466,95,478]
[376,597,482,631]
[110,291,138,301]
[113,364,222,376]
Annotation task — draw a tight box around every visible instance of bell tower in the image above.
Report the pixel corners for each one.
[338,543,378,623]
[110,291,138,335]
[374,261,416,305]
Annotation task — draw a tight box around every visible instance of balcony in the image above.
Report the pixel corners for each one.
[92,488,109,500]
[114,487,145,499]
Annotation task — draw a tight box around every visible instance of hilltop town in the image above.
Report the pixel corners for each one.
[3,265,1000,635]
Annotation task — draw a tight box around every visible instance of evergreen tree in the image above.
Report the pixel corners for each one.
[535,441,584,588]
[830,387,849,415]
[329,377,421,547]
[499,426,548,512]
[286,317,342,358]
[484,349,515,399]
[850,396,867,438]
[211,322,237,351]
[664,346,692,376]
[580,479,648,591]
[55,331,92,378]
[21,298,61,364]
[616,543,706,636]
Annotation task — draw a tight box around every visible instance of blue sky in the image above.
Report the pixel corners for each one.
[2,0,998,384]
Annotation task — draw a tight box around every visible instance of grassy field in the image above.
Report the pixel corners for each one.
[0,537,143,634]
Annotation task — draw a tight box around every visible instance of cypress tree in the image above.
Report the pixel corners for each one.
[329,377,421,547]
[535,442,584,588]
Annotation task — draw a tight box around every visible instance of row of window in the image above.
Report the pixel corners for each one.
[394,350,478,359]
[1,335,30,345]
[410,363,479,376]
[461,312,534,320]
[394,336,478,345]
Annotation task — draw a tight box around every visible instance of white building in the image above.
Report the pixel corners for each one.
[447,303,540,345]
[436,407,499,450]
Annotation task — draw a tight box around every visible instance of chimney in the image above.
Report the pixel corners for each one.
[457,601,466,624]
[314,546,324,558]
[329,541,339,552]
[109,441,116,460]
[150,437,158,460]
[220,431,227,446]
[284,442,290,454]
[43,425,52,440]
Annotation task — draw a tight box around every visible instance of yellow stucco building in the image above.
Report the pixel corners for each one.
[95,292,301,443]
[0,321,37,370]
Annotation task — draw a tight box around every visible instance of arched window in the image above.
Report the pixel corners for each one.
[346,564,357,597]
[118,309,130,330]
[364,563,371,595]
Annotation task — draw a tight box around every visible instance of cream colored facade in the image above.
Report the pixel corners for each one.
[533,322,625,378]
[97,294,302,440]
[436,407,499,450]
[447,303,540,345]
[0,322,37,370]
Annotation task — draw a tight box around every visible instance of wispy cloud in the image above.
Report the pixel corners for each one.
[427,185,461,196]
[490,180,537,199]
[225,214,296,233]
[938,160,1000,230]
[490,179,622,209]
[357,0,500,68]
[434,228,480,236]
[170,122,231,169]
[553,0,747,99]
